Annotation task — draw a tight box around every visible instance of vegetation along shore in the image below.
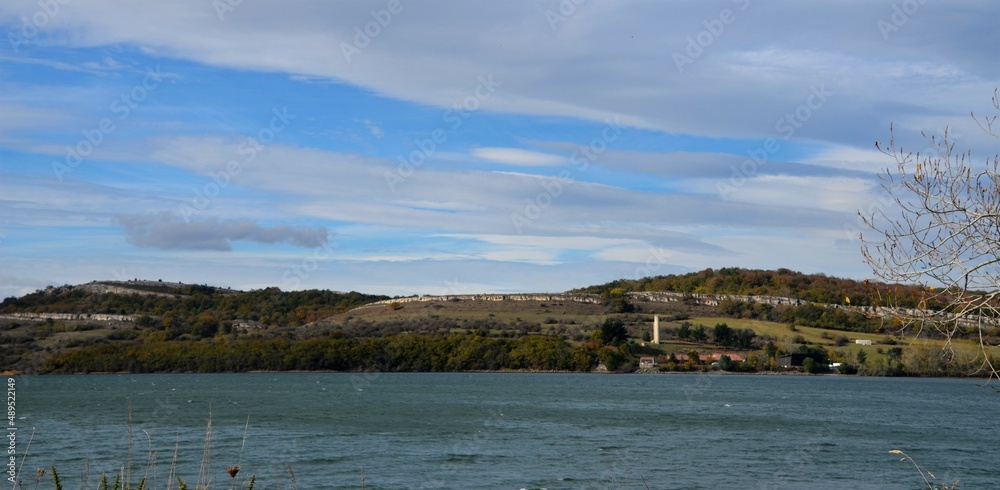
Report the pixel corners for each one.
[2,268,997,377]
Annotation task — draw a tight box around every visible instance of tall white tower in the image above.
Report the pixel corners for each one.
[653,315,660,344]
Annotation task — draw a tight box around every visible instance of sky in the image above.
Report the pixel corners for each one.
[1,1,998,298]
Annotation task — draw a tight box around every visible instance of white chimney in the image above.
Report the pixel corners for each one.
[653,315,660,344]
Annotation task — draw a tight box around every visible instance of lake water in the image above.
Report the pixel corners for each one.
[10,373,999,489]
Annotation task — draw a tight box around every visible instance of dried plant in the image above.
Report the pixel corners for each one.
[36,410,265,490]
[862,89,1000,380]
[889,450,959,490]
[46,467,58,490]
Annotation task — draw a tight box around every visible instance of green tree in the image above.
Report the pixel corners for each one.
[735,328,756,349]
[603,287,635,313]
[764,341,778,359]
[802,357,816,373]
[802,357,827,374]
[838,363,858,375]
[596,317,628,347]
[677,321,692,340]
[687,350,700,364]
[713,322,733,346]
[718,354,733,371]
[796,345,830,366]
[886,346,903,360]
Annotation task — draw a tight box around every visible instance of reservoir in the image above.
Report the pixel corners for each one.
[13,373,999,489]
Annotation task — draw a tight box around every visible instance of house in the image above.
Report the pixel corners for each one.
[639,356,656,368]
[776,353,824,367]
[855,339,873,346]
[672,352,745,363]
[711,352,745,363]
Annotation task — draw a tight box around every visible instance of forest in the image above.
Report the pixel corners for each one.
[42,334,611,374]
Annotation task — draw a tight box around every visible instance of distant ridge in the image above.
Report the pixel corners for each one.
[4,268,944,312]
[75,280,241,298]
[571,267,942,310]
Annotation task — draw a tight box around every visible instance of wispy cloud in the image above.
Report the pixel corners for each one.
[0,1,995,294]
[471,147,565,166]
[115,212,329,251]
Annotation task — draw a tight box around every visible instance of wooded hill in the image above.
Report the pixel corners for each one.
[572,267,945,309]
[1,282,387,334]
[1,270,995,376]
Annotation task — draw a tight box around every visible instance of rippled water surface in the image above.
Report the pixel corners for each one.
[13,373,1000,489]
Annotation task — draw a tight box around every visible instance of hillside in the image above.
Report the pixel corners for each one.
[571,267,947,310]
[1,270,996,376]
[0,280,387,371]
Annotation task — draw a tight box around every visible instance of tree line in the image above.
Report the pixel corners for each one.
[43,333,618,374]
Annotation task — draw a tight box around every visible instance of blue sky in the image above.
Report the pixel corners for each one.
[1,0,998,298]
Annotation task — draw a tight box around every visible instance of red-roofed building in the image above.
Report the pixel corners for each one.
[671,352,745,363]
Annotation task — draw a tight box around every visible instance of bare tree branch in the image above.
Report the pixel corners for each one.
[861,90,1000,381]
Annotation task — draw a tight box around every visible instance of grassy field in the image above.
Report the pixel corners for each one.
[1,322,118,349]
[338,301,995,360]
[331,299,614,326]
[656,316,997,362]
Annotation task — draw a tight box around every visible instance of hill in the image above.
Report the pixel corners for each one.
[0,280,387,371]
[1,270,996,376]
[571,267,948,309]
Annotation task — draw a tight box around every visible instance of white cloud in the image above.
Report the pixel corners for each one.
[804,145,887,173]
[1,1,992,145]
[704,175,880,213]
[441,234,638,250]
[362,119,384,138]
[471,147,565,166]
[2,1,996,295]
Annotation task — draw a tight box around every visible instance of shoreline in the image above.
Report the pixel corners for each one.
[17,369,994,380]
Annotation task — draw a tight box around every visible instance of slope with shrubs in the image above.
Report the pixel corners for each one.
[573,267,944,309]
